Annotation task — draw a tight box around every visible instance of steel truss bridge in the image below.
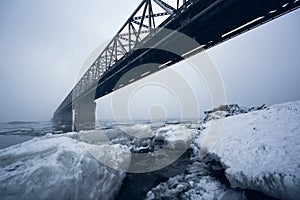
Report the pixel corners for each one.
[52,0,300,131]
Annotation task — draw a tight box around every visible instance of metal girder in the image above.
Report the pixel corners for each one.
[152,0,175,14]
[70,0,191,99]
[54,0,300,117]
[133,20,151,29]
[133,12,169,20]
[54,0,193,114]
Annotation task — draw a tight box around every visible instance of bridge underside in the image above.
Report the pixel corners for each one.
[95,0,299,99]
[53,0,299,131]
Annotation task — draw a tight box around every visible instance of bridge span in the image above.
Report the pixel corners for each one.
[52,0,300,131]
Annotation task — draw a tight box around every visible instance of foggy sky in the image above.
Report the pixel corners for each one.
[0,0,299,122]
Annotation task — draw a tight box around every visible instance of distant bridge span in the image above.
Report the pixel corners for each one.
[53,0,300,131]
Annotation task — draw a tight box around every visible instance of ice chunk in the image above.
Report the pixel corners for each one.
[196,101,300,199]
[146,174,246,200]
[155,125,196,150]
[0,132,129,200]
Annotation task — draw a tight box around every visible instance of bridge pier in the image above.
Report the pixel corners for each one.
[52,108,73,132]
[73,93,96,131]
[61,108,73,132]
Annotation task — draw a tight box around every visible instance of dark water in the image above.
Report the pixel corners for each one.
[0,121,64,149]
[116,150,192,200]
[0,121,63,135]
[0,134,34,149]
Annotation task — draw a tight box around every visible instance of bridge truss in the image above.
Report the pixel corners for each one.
[55,0,192,115]
[54,0,300,118]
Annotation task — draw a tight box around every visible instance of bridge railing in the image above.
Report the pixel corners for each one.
[54,0,193,115]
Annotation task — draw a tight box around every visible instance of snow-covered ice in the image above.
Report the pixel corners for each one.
[154,125,196,150]
[1,101,299,199]
[146,166,246,200]
[196,101,300,199]
[0,132,129,200]
[0,122,197,199]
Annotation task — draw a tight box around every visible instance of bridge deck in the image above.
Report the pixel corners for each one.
[53,0,299,119]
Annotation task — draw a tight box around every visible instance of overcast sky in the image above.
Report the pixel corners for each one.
[0,0,299,122]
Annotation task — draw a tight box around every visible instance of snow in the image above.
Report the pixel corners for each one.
[146,156,247,200]
[203,104,266,122]
[155,125,196,150]
[147,175,234,200]
[0,132,129,200]
[1,101,299,199]
[146,174,246,200]
[196,101,300,199]
[121,124,154,138]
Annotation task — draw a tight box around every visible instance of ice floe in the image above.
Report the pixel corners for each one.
[0,132,129,200]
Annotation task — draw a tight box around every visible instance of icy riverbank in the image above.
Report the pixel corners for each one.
[0,121,197,200]
[196,101,300,199]
[147,101,300,199]
[0,101,299,199]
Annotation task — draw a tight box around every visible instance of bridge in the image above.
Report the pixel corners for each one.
[52,0,300,131]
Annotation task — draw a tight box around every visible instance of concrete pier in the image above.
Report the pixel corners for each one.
[73,93,96,131]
